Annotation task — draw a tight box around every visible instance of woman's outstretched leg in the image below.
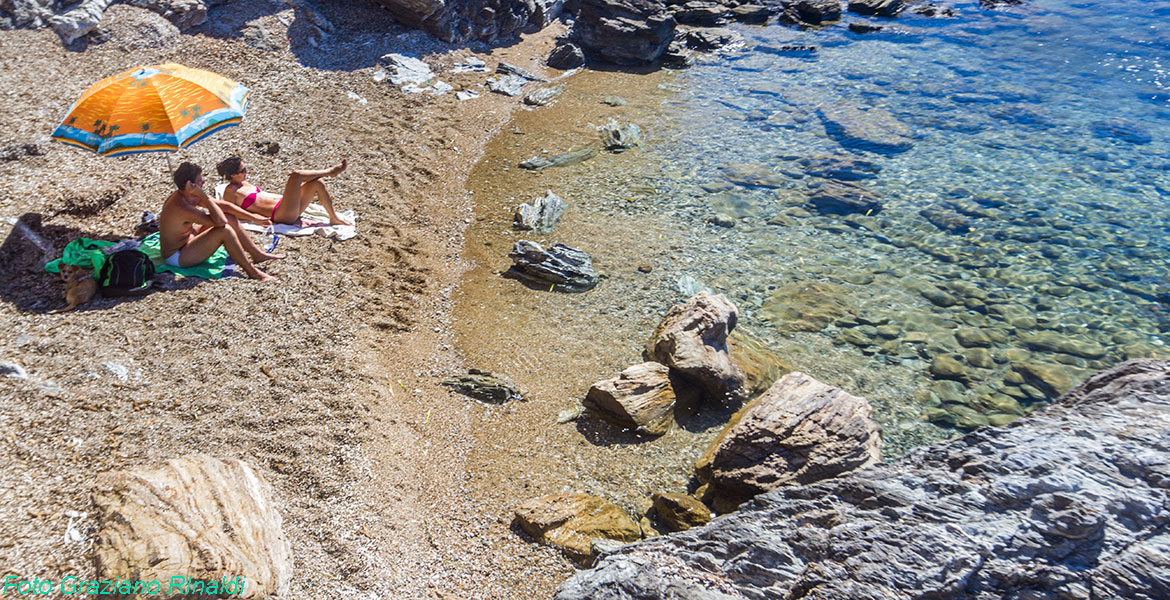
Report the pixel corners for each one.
[275,159,347,224]
[299,179,352,226]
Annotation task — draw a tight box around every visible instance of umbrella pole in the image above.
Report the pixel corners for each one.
[165,153,174,176]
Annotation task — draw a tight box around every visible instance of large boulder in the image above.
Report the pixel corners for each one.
[371,0,561,43]
[568,0,677,65]
[695,371,881,510]
[644,292,744,403]
[92,455,292,599]
[514,492,642,563]
[554,359,1170,600]
[583,362,700,435]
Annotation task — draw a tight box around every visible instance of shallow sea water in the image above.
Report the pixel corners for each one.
[453,0,1170,512]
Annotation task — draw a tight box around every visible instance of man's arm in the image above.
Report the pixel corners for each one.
[215,199,271,226]
[187,185,228,226]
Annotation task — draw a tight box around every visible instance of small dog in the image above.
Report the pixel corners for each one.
[54,264,98,313]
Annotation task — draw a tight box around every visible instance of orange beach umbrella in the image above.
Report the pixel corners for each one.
[51,63,249,157]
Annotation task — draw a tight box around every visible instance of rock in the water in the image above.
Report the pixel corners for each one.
[761,281,849,332]
[684,26,742,50]
[722,162,788,188]
[514,492,641,563]
[1089,119,1153,144]
[92,455,291,599]
[371,0,561,43]
[921,206,973,233]
[849,19,885,33]
[651,492,712,531]
[848,0,903,16]
[728,333,791,396]
[441,368,524,403]
[731,4,770,22]
[806,179,883,215]
[819,101,915,153]
[695,371,882,511]
[514,190,567,234]
[569,0,677,65]
[556,360,1170,600]
[598,119,642,152]
[583,362,699,435]
[519,147,596,170]
[644,292,744,403]
[1013,360,1074,398]
[547,43,586,69]
[796,154,881,180]
[505,241,600,292]
[1022,332,1107,359]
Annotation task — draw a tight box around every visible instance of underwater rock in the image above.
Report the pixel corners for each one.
[796,154,881,180]
[1090,118,1153,144]
[921,206,973,233]
[723,162,788,188]
[583,362,699,435]
[519,147,596,170]
[762,281,850,332]
[806,180,883,215]
[819,101,914,153]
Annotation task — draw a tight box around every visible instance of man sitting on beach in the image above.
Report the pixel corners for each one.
[159,162,282,282]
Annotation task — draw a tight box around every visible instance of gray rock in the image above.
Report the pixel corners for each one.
[524,85,565,106]
[555,359,1170,600]
[487,74,528,96]
[380,53,434,86]
[819,101,915,154]
[519,147,596,170]
[598,119,642,152]
[601,95,628,106]
[796,154,881,180]
[569,0,677,66]
[547,43,586,69]
[672,1,730,26]
[848,0,903,16]
[47,0,111,44]
[441,368,524,403]
[684,26,742,51]
[370,0,560,43]
[645,292,744,403]
[514,190,567,234]
[806,180,883,215]
[696,371,882,511]
[779,0,842,26]
[730,4,770,23]
[505,241,599,292]
[498,61,549,82]
[0,361,27,379]
[123,0,208,30]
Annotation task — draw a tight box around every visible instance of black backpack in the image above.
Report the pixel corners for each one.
[98,250,155,297]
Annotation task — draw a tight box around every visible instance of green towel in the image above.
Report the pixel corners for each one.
[44,233,227,279]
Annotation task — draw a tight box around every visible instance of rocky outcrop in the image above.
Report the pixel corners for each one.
[514,492,642,563]
[92,455,292,599]
[554,359,1170,600]
[371,0,562,43]
[568,0,677,65]
[848,0,903,16]
[644,292,744,403]
[514,190,567,234]
[2,0,215,44]
[505,241,599,291]
[583,362,699,435]
[695,371,881,510]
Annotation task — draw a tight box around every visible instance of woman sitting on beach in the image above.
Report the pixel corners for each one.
[216,156,352,226]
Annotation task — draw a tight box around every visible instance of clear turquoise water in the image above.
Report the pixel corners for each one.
[629,0,1169,434]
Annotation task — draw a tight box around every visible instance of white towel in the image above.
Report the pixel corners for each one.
[216,183,357,241]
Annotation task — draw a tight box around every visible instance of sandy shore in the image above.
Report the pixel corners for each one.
[0,3,581,597]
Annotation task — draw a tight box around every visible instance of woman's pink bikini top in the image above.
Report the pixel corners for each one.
[240,187,262,210]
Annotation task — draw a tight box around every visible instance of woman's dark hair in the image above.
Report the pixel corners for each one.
[173,162,202,190]
[216,156,243,179]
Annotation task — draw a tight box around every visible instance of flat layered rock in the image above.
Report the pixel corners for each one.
[441,368,524,403]
[514,492,641,563]
[505,241,599,292]
[555,359,1170,600]
[92,455,291,599]
[584,362,699,435]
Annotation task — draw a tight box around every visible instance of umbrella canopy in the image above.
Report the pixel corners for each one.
[51,63,249,157]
